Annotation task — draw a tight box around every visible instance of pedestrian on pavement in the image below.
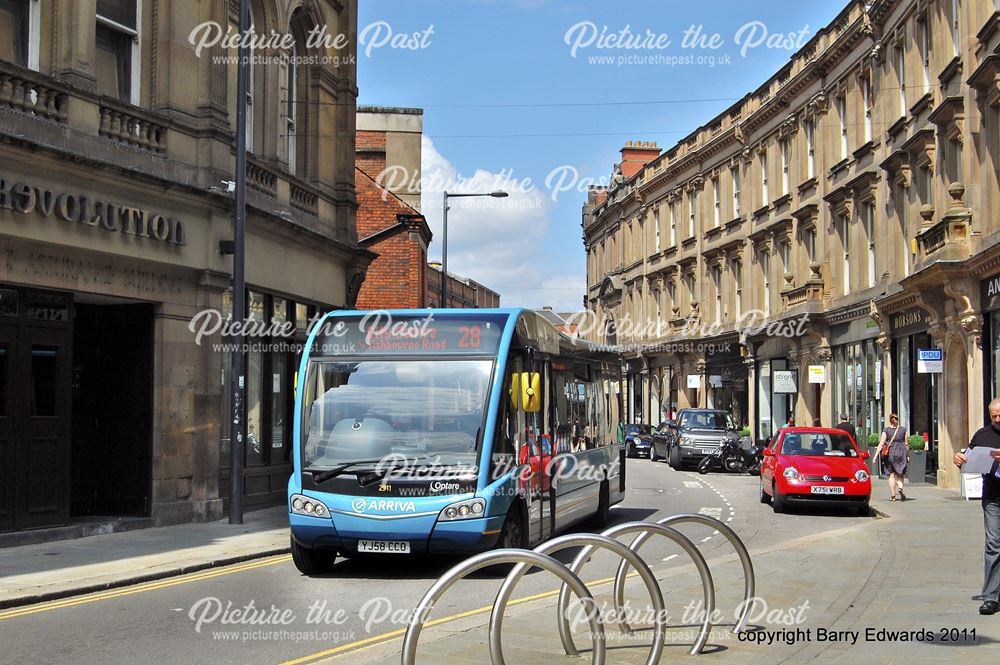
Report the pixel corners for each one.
[812,418,822,427]
[784,415,796,428]
[874,413,908,501]
[835,414,858,445]
[954,396,1000,616]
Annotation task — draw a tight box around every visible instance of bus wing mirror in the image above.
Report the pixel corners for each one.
[521,372,541,413]
[509,372,522,410]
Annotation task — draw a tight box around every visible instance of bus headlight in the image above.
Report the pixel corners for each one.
[290,494,329,518]
[439,498,486,522]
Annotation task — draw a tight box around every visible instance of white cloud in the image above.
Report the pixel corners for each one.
[420,136,585,311]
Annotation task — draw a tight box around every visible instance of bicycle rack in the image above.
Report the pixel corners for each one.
[598,521,715,656]
[400,548,606,665]
[400,514,756,665]
[489,533,666,665]
[611,514,756,635]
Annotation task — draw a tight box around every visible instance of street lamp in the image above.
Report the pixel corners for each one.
[440,190,508,307]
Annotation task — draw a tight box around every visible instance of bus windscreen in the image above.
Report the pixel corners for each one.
[312,312,507,356]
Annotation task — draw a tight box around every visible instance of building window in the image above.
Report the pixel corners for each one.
[805,120,815,179]
[667,280,676,312]
[654,207,661,251]
[837,95,848,160]
[95,0,139,105]
[896,44,906,118]
[920,18,931,94]
[866,202,876,287]
[0,0,29,67]
[733,261,742,318]
[806,227,816,263]
[760,149,769,206]
[286,45,298,175]
[862,77,872,144]
[688,190,696,238]
[951,0,961,57]
[781,240,791,279]
[712,266,722,322]
[920,164,932,205]
[780,139,789,196]
[761,251,770,316]
[669,201,677,246]
[898,183,910,278]
[842,215,851,295]
[654,289,661,322]
[712,177,721,227]
[731,166,741,217]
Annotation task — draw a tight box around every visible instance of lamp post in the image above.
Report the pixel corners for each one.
[229,0,250,525]
[440,190,508,307]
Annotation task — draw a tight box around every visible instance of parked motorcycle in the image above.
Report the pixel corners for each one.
[698,435,763,475]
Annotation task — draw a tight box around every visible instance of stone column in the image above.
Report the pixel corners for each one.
[57,0,97,91]
[744,355,758,439]
[931,321,968,490]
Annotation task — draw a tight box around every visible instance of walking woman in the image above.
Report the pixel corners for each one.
[874,413,908,501]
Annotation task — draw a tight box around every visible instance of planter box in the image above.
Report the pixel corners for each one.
[866,446,881,477]
[907,450,927,484]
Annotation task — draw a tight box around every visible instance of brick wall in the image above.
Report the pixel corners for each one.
[355,167,427,309]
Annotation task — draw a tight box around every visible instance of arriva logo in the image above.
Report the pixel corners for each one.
[351,498,417,512]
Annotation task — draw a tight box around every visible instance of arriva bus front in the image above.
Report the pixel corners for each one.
[288,309,623,574]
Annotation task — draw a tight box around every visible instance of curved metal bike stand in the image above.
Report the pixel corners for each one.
[487,533,666,665]
[400,548,606,665]
[626,514,755,634]
[601,521,715,656]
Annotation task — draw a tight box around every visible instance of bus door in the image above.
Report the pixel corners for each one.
[512,354,551,545]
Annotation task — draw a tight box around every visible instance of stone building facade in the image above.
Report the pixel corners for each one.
[583,0,1000,488]
[0,0,368,532]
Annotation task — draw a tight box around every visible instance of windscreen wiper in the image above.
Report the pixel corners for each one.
[308,459,385,484]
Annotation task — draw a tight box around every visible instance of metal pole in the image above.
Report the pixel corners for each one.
[441,191,449,307]
[229,0,250,525]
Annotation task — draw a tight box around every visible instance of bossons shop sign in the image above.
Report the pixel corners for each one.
[0,175,186,246]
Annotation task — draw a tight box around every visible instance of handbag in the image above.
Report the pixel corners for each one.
[880,426,901,458]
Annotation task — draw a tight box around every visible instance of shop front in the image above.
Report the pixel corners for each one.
[755,357,795,444]
[829,317,884,448]
[889,307,938,483]
[981,272,1000,415]
[705,343,749,428]
[0,152,363,532]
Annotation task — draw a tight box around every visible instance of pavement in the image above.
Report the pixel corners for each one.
[0,506,290,609]
[0,479,997,664]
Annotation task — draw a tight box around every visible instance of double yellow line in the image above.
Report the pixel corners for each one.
[280,569,642,665]
[0,554,291,622]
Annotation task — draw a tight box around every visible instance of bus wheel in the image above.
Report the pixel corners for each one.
[290,536,336,575]
[498,508,525,549]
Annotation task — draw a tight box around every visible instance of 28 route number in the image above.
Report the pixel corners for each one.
[458,325,481,349]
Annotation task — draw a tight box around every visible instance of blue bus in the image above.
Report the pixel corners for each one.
[287,308,624,574]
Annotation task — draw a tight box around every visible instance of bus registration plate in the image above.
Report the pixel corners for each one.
[358,540,411,554]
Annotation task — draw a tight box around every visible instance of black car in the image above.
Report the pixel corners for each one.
[651,409,740,468]
[623,423,654,458]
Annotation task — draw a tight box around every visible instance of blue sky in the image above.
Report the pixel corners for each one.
[357,0,847,311]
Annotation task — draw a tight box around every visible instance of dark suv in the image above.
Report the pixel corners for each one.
[652,409,740,469]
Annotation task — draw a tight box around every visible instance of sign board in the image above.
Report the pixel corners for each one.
[916,348,943,374]
[773,370,798,394]
[709,374,723,388]
[687,374,701,389]
[807,365,826,384]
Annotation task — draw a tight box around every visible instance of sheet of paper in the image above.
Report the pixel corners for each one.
[963,446,1000,475]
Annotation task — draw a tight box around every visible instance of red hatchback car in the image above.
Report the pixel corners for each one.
[760,427,871,515]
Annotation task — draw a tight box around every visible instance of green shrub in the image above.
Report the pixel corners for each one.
[907,434,926,450]
[866,432,879,446]
[739,426,751,437]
